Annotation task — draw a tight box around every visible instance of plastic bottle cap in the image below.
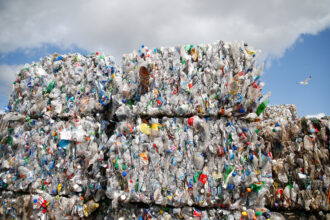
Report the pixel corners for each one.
[122,171,127,177]
[188,117,194,126]
[151,124,160,130]
[198,174,207,184]
[227,183,235,190]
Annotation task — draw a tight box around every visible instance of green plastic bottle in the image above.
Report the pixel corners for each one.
[256,99,269,116]
[43,80,55,95]
[224,166,234,183]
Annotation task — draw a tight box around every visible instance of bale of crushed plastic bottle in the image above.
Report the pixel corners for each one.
[258,106,330,212]
[6,52,118,118]
[0,113,109,198]
[1,41,329,219]
[113,41,269,118]
[104,116,273,212]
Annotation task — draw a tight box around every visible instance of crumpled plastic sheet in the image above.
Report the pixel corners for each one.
[6,52,118,118]
[113,41,269,118]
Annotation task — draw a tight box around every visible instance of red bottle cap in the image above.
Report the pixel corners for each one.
[188,117,194,126]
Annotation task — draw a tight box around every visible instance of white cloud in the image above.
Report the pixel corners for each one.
[305,113,326,119]
[0,64,22,96]
[0,0,330,61]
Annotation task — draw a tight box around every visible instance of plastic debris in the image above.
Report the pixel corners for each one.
[6,52,118,117]
[0,41,328,219]
[113,41,266,117]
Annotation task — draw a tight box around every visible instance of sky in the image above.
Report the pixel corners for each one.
[0,0,329,116]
